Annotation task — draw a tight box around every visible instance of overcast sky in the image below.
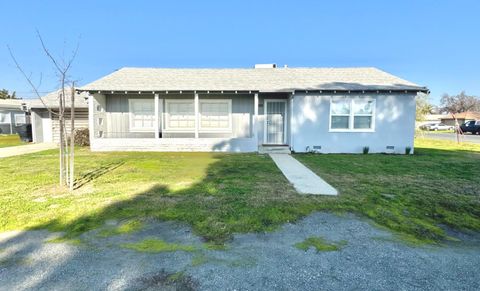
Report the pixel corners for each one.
[1,0,479,104]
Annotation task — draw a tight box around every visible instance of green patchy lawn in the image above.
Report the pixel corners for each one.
[295,138,480,244]
[0,134,25,148]
[0,138,479,245]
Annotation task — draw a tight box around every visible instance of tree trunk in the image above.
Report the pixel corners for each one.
[69,84,75,191]
[59,90,65,186]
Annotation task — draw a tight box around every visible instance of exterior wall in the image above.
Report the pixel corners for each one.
[441,118,465,126]
[90,93,257,152]
[291,92,416,154]
[31,110,44,142]
[103,93,253,138]
[51,108,89,143]
[89,91,416,153]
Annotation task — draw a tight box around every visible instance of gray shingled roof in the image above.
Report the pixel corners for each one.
[78,67,427,93]
[29,89,89,109]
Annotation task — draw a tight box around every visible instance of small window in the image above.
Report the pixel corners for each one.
[0,112,11,123]
[330,98,375,131]
[14,114,26,126]
[98,118,104,126]
[129,99,155,131]
[330,99,351,129]
[164,100,195,131]
[353,100,374,129]
[199,99,232,132]
[96,104,103,112]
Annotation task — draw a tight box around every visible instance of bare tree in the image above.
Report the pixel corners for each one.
[440,91,480,113]
[8,31,79,190]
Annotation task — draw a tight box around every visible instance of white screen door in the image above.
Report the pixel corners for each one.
[264,100,287,144]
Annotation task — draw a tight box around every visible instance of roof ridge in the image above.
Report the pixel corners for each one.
[119,66,380,70]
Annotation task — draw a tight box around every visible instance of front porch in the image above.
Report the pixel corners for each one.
[88,91,291,152]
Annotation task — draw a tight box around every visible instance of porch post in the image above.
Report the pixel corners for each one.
[194,92,199,138]
[88,94,94,142]
[9,112,13,134]
[289,93,293,147]
[154,93,159,139]
[253,92,259,144]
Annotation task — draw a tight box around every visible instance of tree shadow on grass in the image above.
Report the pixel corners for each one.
[1,144,479,289]
[73,161,125,190]
[0,151,302,289]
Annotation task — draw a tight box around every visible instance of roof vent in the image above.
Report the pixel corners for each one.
[254,64,277,69]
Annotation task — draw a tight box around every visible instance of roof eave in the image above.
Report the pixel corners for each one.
[77,88,429,94]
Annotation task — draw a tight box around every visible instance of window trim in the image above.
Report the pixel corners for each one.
[163,99,196,132]
[0,111,11,124]
[14,113,26,126]
[198,99,232,133]
[128,98,155,132]
[329,97,376,132]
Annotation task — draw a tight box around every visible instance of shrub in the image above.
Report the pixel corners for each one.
[74,128,89,146]
[405,147,412,155]
[362,146,369,154]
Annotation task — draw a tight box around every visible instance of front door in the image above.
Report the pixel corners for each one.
[264,100,287,144]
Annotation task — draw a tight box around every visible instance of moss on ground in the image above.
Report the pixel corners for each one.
[121,238,196,253]
[295,237,347,252]
[97,219,144,237]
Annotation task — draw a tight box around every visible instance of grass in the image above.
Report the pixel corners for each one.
[97,219,144,237]
[121,238,196,253]
[0,138,479,246]
[295,138,480,244]
[46,236,83,245]
[0,134,25,148]
[295,237,347,252]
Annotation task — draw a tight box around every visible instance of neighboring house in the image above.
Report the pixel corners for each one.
[0,99,28,134]
[440,111,480,126]
[416,114,446,128]
[78,65,428,153]
[29,90,89,143]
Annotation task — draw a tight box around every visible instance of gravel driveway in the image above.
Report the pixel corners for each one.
[1,212,478,290]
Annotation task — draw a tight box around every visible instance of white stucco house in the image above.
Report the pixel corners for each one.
[78,65,428,154]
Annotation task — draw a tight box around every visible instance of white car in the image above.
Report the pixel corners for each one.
[427,123,454,131]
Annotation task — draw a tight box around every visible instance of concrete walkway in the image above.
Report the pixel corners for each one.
[0,143,57,158]
[269,154,338,195]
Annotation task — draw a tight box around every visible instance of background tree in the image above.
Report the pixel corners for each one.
[8,31,79,190]
[0,89,17,99]
[416,92,433,121]
[440,91,480,113]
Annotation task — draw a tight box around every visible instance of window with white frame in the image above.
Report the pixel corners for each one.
[199,99,232,131]
[14,114,26,125]
[0,112,10,123]
[129,99,155,131]
[164,100,195,131]
[330,98,375,131]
